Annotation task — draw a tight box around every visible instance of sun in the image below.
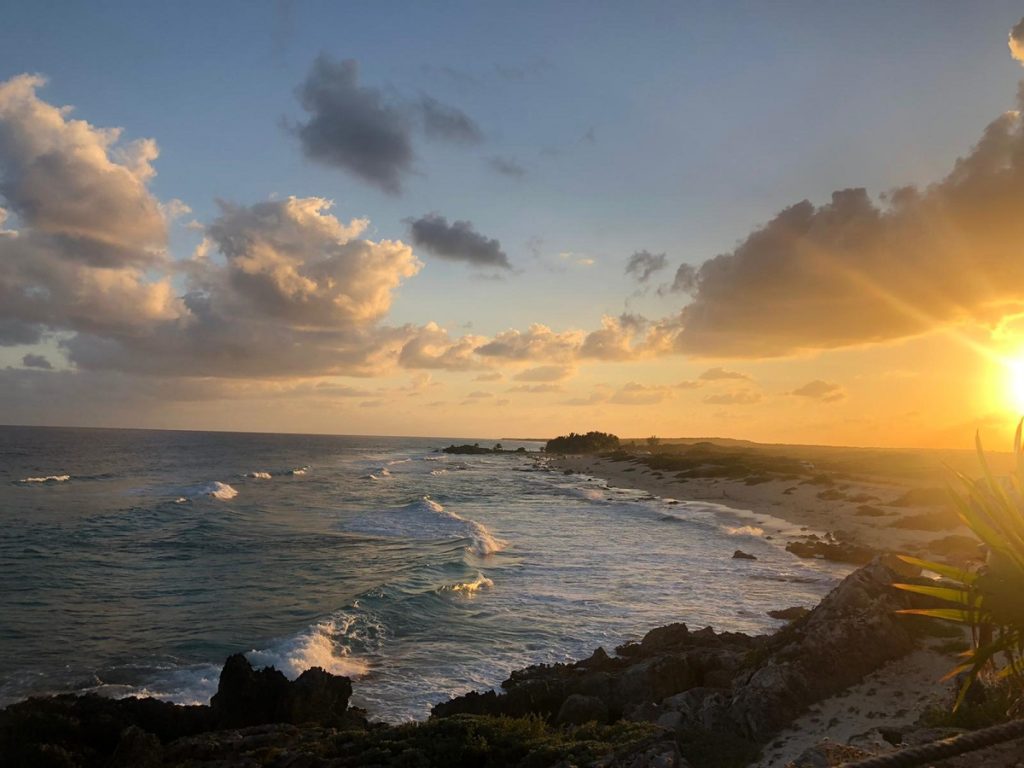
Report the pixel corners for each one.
[1005,357,1024,414]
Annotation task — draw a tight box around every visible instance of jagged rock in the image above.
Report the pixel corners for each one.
[732,549,757,560]
[210,653,352,728]
[434,623,756,722]
[556,694,609,725]
[730,557,917,741]
[768,606,810,621]
[786,538,875,564]
[109,725,162,767]
[287,665,354,725]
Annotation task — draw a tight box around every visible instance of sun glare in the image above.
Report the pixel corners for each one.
[1006,357,1024,414]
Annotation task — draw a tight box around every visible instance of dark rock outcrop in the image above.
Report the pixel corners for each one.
[732,549,758,560]
[210,653,352,728]
[786,537,875,564]
[768,606,810,621]
[0,655,356,767]
[434,556,919,751]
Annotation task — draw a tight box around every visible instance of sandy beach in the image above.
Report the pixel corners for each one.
[550,452,977,562]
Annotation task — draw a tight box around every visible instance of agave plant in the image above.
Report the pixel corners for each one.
[893,420,1024,709]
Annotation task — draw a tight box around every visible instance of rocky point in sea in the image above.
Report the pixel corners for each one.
[0,556,965,767]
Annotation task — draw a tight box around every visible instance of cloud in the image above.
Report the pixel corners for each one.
[669,74,1024,356]
[579,314,678,361]
[698,367,750,382]
[409,213,510,269]
[474,371,502,381]
[62,195,422,379]
[659,263,698,295]
[625,250,668,283]
[508,383,562,394]
[0,75,181,347]
[476,323,584,362]
[1011,17,1024,64]
[465,390,493,399]
[609,382,673,405]
[292,56,413,194]
[415,96,482,144]
[703,389,762,405]
[562,386,612,406]
[790,379,846,402]
[487,156,526,178]
[512,364,574,382]
[21,353,52,369]
[399,322,486,370]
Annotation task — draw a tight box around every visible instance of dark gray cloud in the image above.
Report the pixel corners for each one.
[21,353,52,369]
[416,96,482,144]
[293,56,414,194]
[291,56,483,194]
[659,263,698,295]
[625,250,668,283]
[487,156,526,178]
[409,213,510,269]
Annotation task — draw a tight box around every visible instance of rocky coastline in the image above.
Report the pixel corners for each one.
[1,556,984,768]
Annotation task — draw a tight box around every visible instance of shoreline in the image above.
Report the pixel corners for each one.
[548,453,975,563]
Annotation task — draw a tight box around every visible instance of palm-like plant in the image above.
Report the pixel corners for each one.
[893,420,1024,709]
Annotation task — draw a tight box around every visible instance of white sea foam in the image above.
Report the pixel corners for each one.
[287,467,309,476]
[174,497,190,504]
[430,469,448,476]
[247,618,369,679]
[444,573,494,595]
[18,474,70,484]
[246,471,272,479]
[189,482,238,500]
[726,525,765,537]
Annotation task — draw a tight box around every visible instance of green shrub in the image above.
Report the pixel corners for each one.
[894,420,1024,711]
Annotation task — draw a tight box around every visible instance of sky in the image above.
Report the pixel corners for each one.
[3,1,1024,446]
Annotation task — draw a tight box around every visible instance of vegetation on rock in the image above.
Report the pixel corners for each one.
[544,431,619,454]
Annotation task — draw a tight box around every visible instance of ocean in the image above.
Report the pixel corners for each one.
[0,425,851,721]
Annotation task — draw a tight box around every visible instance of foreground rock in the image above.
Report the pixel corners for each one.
[435,556,919,753]
[1,558,930,767]
[0,654,364,767]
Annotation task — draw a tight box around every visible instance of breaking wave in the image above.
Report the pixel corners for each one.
[246,617,370,680]
[443,573,494,595]
[188,482,238,500]
[726,525,764,537]
[245,471,272,479]
[17,474,70,484]
[346,497,506,556]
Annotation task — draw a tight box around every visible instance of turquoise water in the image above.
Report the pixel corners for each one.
[0,426,850,721]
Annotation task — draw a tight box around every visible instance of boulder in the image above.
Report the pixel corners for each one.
[556,694,609,725]
[732,550,757,560]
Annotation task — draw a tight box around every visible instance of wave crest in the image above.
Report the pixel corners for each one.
[443,573,494,595]
[188,482,238,500]
[17,474,70,484]
[247,619,369,680]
